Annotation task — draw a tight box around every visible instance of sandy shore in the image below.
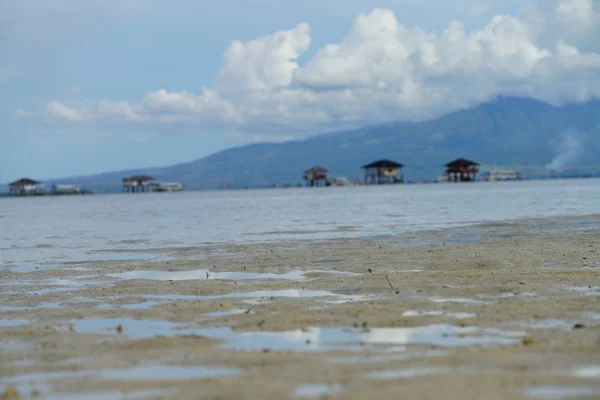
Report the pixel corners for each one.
[1,215,599,399]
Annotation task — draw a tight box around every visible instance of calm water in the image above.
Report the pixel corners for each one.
[1,179,598,266]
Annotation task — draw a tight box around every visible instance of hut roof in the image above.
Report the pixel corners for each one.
[123,175,155,182]
[361,160,404,169]
[304,166,329,174]
[445,158,480,168]
[9,178,40,187]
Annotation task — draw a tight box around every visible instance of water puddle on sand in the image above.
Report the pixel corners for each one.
[197,324,524,352]
[294,384,342,398]
[2,359,39,367]
[430,297,487,305]
[0,319,30,328]
[0,366,241,382]
[1,298,106,312]
[40,389,170,400]
[96,300,164,310]
[482,292,537,299]
[109,269,359,282]
[501,319,577,331]
[365,366,450,379]
[584,312,600,321]
[523,386,600,399]
[540,261,599,271]
[204,308,249,317]
[1,303,60,312]
[69,318,190,339]
[329,350,449,364]
[572,366,600,378]
[0,341,26,351]
[3,263,61,273]
[568,286,600,296]
[392,269,423,273]
[402,310,476,319]
[0,365,239,399]
[99,365,241,380]
[146,289,373,305]
[0,277,114,296]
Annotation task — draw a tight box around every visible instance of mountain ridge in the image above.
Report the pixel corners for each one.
[6,96,600,192]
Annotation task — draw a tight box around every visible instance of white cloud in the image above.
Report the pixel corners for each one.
[45,101,89,122]
[15,0,600,139]
[215,23,311,94]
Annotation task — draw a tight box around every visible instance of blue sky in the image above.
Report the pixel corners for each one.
[2,0,599,182]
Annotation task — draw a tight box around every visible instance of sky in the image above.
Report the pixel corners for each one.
[1,0,600,182]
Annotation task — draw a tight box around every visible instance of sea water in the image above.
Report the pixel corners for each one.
[1,178,598,266]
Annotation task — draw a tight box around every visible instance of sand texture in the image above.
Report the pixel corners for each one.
[1,215,600,399]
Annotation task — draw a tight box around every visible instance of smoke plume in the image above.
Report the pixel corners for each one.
[545,131,584,172]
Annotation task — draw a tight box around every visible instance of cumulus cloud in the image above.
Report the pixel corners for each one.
[16,0,600,138]
[45,101,90,122]
[215,23,311,94]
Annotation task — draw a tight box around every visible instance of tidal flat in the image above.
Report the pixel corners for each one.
[1,214,599,399]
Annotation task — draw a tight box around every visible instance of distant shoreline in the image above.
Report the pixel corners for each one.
[2,175,599,197]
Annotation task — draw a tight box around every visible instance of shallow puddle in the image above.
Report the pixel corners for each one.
[109,269,359,282]
[0,365,239,399]
[572,366,600,379]
[147,289,373,304]
[402,310,476,319]
[0,319,30,328]
[523,386,600,399]
[4,263,60,273]
[518,319,574,330]
[0,340,26,351]
[540,261,599,271]
[365,366,450,379]
[294,383,342,398]
[569,286,600,296]
[584,312,600,321]
[430,297,487,304]
[70,317,190,338]
[41,389,170,400]
[1,302,63,312]
[97,300,164,310]
[0,276,113,296]
[197,324,523,352]
[204,308,249,317]
[329,349,448,364]
[99,365,242,381]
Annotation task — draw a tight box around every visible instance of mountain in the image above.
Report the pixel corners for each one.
[17,97,600,192]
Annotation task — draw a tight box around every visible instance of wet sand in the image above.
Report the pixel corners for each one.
[1,215,599,399]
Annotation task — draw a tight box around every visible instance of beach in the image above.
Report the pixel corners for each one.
[1,212,599,399]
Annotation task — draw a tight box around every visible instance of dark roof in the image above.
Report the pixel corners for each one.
[123,175,155,182]
[9,178,40,187]
[304,166,329,174]
[445,158,480,168]
[361,160,404,169]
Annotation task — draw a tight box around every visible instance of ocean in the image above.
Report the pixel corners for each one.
[1,178,598,267]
